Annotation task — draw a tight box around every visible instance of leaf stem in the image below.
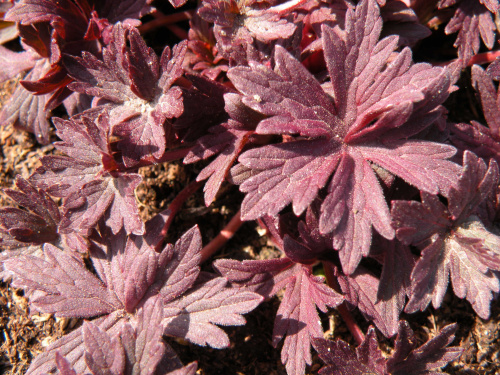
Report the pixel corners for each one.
[200,209,243,263]
[323,261,365,345]
[467,50,500,66]
[269,0,308,14]
[435,50,500,68]
[138,10,194,34]
[155,180,203,251]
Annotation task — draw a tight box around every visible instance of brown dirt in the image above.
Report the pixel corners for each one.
[1,81,500,375]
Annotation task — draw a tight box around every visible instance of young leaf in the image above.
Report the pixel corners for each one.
[392,151,500,318]
[215,230,342,375]
[440,0,498,65]
[65,24,186,167]
[2,0,153,143]
[198,0,296,59]
[313,327,387,375]
[337,265,401,338]
[0,58,52,143]
[1,176,59,244]
[83,321,125,375]
[273,264,343,375]
[11,220,260,374]
[450,64,500,164]
[387,321,463,374]
[313,320,462,375]
[29,109,145,236]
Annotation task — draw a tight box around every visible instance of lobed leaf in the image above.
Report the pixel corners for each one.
[162,277,263,349]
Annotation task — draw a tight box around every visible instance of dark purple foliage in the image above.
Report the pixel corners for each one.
[215,214,343,375]
[29,108,145,236]
[227,0,459,274]
[0,176,88,279]
[64,23,186,167]
[439,0,499,65]
[392,151,500,319]
[313,320,463,375]
[0,0,153,143]
[3,216,261,374]
[451,64,500,164]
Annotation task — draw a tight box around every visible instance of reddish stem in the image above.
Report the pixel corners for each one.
[119,146,193,174]
[467,50,500,66]
[435,50,500,68]
[155,180,203,252]
[323,261,365,345]
[270,0,308,14]
[200,209,244,263]
[139,10,194,34]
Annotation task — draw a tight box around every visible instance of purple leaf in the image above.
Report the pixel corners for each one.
[273,264,343,375]
[52,352,78,375]
[387,321,463,374]
[338,265,399,338]
[393,152,500,318]
[120,297,172,375]
[314,320,462,375]
[214,257,294,298]
[83,321,125,375]
[162,277,263,349]
[65,24,186,166]
[471,64,500,134]
[184,121,251,206]
[198,0,296,60]
[450,121,500,166]
[29,109,145,235]
[90,229,157,313]
[148,225,202,304]
[320,152,394,274]
[166,362,198,375]
[450,65,500,164]
[359,141,461,196]
[441,0,498,64]
[237,139,339,220]
[228,0,457,274]
[375,238,415,337]
[0,176,59,244]
[60,174,143,236]
[0,58,51,143]
[3,243,122,317]
[27,312,124,375]
[313,328,387,375]
[0,46,38,82]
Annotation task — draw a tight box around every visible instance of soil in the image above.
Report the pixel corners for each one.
[1,78,500,375]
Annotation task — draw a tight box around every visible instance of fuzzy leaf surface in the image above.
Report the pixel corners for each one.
[3,243,122,317]
[228,0,457,273]
[450,64,500,163]
[162,276,263,349]
[441,0,498,64]
[65,24,186,166]
[29,110,144,235]
[0,176,59,244]
[313,320,462,374]
[273,264,343,375]
[393,152,500,318]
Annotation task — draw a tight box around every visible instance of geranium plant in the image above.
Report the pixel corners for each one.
[1,0,500,374]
